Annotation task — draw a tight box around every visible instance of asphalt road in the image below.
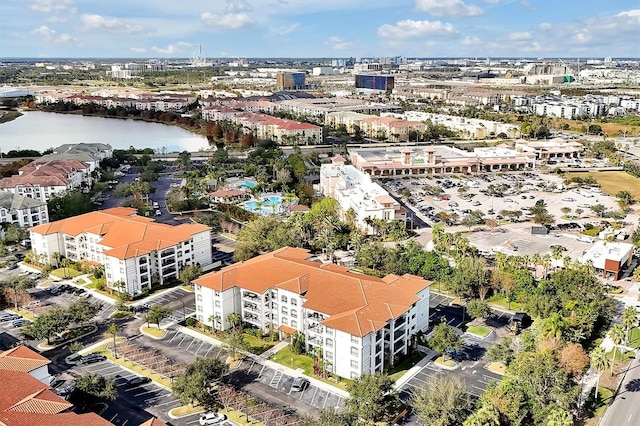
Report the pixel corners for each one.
[600,351,640,426]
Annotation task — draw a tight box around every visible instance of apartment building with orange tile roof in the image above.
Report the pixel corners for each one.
[193,247,431,379]
[29,207,213,295]
[0,159,92,202]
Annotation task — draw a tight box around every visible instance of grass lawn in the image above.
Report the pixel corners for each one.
[220,408,265,426]
[627,327,640,349]
[181,285,194,292]
[242,334,278,355]
[434,357,456,368]
[466,325,491,338]
[270,346,350,390]
[9,308,37,321]
[486,295,522,311]
[594,387,614,417]
[610,348,635,363]
[486,362,506,375]
[388,351,425,382]
[142,326,166,338]
[169,405,204,417]
[565,171,640,199]
[37,278,54,288]
[271,346,313,375]
[50,268,82,279]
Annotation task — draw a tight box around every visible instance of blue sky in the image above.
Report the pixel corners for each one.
[1,0,638,58]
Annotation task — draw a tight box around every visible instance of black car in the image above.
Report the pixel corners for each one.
[14,253,25,261]
[80,354,106,364]
[125,376,152,388]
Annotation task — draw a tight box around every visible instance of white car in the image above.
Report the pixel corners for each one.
[199,412,227,425]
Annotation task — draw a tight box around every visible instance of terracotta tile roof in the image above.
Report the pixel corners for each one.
[289,204,310,212]
[194,247,431,336]
[278,325,297,335]
[0,364,113,426]
[0,159,90,189]
[0,346,50,372]
[209,189,246,197]
[30,208,210,260]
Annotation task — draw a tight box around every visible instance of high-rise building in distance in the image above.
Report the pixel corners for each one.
[354,74,395,93]
[276,72,306,90]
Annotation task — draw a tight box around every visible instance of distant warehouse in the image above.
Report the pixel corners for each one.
[355,75,395,94]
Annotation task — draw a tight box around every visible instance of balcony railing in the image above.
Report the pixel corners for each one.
[161,250,176,258]
[243,303,259,313]
[243,292,259,300]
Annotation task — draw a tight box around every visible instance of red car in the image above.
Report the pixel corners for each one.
[440,196,449,201]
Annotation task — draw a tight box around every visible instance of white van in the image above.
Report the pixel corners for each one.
[577,236,593,243]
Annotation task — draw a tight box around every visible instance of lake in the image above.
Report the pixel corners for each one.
[0,111,210,153]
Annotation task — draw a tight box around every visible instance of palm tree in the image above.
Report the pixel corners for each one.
[551,245,564,269]
[622,306,638,346]
[609,323,626,376]
[107,322,119,358]
[590,347,611,399]
[51,252,61,268]
[209,314,222,332]
[61,258,71,278]
[226,312,241,331]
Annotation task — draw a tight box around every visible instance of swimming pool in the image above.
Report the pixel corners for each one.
[243,195,283,216]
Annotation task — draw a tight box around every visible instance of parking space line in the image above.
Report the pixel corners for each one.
[310,387,319,405]
[258,364,266,378]
[168,331,181,343]
[176,334,188,347]
[194,340,205,354]
[133,389,160,398]
[204,344,214,358]
[185,337,197,352]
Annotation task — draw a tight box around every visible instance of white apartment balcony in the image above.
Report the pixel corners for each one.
[243,312,261,326]
[242,291,261,302]
[243,302,260,313]
[307,335,323,347]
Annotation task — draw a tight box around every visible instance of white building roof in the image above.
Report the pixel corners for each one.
[582,241,634,270]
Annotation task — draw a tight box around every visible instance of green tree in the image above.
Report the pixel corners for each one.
[428,322,462,360]
[622,305,638,344]
[67,297,99,328]
[74,372,117,401]
[226,312,241,331]
[411,375,473,426]
[487,337,515,365]
[179,264,203,287]
[590,203,607,217]
[616,190,634,208]
[463,405,501,426]
[145,305,171,328]
[448,256,489,299]
[227,328,247,361]
[609,323,626,376]
[47,192,93,221]
[590,347,610,398]
[346,373,398,424]
[466,299,491,319]
[172,357,229,408]
[107,322,119,358]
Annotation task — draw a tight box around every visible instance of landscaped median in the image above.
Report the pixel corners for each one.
[434,356,457,369]
[466,325,492,338]
[141,325,166,339]
[168,405,204,418]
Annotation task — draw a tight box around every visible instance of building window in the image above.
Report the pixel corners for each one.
[350,360,359,369]
[326,351,333,359]
[291,320,297,328]
[326,338,333,348]
[196,294,203,302]
[350,372,359,379]
[291,299,297,306]
[351,347,359,356]
[215,301,221,308]
[281,295,288,303]
[281,307,288,315]
[197,305,203,312]
[351,335,359,344]
[290,310,297,318]
[282,318,288,325]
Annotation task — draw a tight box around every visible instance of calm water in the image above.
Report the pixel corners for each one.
[0,110,210,153]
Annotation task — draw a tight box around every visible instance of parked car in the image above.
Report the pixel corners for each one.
[0,313,20,322]
[125,376,152,388]
[80,354,106,364]
[291,377,310,392]
[12,319,31,328]
[199,412,227,425]
[155,210,162,216]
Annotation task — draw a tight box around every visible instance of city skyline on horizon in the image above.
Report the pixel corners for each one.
[0,0,638,59]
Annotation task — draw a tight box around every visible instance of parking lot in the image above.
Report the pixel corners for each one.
[67,358,212,426]
[148,327,346,417]
[137,288,196,325]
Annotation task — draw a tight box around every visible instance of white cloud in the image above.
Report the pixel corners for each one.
[327,36,353,50]
[226,0,253,13]
[269,23,300,36]
[378,19,458,39]
[507,31,531,41]
[80,14,149,35]
[151,42,193,55]
[483,0,500,3]
[461,36,482,45]
[27,0,74,13]
[201,12,255,29]
[130,47,147,53]
[415,0,484,17]
[31,26,75,44]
